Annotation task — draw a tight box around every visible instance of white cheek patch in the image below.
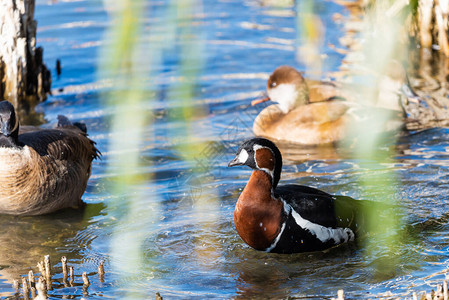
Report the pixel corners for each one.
[237,149,249,164]
[267,83,299,113]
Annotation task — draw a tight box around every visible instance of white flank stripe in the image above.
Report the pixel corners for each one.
[285,201,354,244]
[265,221,287,252]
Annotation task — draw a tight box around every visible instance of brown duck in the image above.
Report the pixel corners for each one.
[252,66,351,145]
[252,65,412,145]
[0,101,100,215]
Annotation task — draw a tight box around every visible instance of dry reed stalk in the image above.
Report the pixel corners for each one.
[435,4,449,55]
[418,0,434,48]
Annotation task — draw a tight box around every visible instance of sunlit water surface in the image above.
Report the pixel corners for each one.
[0,0,448,299]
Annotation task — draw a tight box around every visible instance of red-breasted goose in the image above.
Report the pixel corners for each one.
[228,137,358,253]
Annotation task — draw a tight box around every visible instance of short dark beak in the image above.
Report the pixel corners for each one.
[228,156,242,167]
[251,95,270,106]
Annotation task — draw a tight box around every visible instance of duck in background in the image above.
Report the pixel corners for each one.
[228,137,363,253]
[252,66,352,145]
[0,100,100,215]
[252,65,413,145]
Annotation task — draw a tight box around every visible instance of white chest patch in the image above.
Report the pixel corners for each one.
[0,146,30,158]
[267,83,299,113]
[0,146,31,172]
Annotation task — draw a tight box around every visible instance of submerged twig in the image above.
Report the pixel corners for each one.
[34,277,47,300]
[29,270,36,298]
[30,286,37,299]
[335,277,449,299]
[336,289,344,300]
[98,260,105,283]
[44,255,51,291]
[82,272,90,287]
[444,280,448,300]
[61,256,68,287]
[12,279,19,291]
[82,272,90,296]
[37,261,45,278]
[21,277,29,300]
[69,265,74,287]
[28,270,35,289]
[12,255,108,298]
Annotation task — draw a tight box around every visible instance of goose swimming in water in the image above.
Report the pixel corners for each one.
[0,100,100,215]
[228,137,361,253]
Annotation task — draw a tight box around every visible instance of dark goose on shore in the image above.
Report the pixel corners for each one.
[0,100,100,215]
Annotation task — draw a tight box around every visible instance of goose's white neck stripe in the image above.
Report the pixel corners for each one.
[253,144,266,151]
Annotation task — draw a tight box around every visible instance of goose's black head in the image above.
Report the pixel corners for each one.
[0,101,20,147]
[228,137,282,189]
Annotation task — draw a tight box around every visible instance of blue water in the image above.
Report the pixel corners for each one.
[1,0,449,299]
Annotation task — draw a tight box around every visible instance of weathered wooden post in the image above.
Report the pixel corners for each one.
[0,0,51,115]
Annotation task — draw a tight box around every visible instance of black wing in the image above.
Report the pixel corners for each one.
[274,184,337,228]
[19,128,100,160]
[333,195,397,235]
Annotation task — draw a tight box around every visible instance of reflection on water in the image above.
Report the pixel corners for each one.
[0,203,106,297]
[406,49,449,130]
[0,0,446,299]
